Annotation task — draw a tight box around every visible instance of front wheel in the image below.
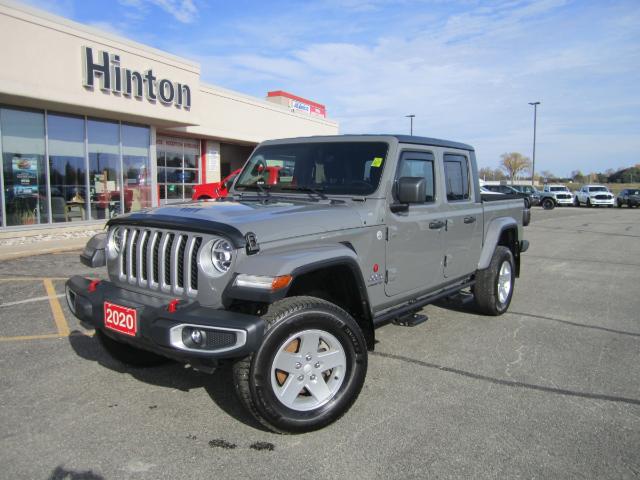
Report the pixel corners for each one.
[574,197,580,207]
[542,198,555,210]
[233,296,368,433]
[587,198,592,207]
[617,199,623,208]
[474,246,515,316]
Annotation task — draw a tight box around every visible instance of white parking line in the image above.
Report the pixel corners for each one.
[0,294,64,308]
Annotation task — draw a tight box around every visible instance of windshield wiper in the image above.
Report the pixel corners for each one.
[237,182,272,201]
[280,185,329,200]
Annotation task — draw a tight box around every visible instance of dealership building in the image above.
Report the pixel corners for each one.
[0,1,337,231]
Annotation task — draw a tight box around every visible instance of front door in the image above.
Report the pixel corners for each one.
[385,150,445,297]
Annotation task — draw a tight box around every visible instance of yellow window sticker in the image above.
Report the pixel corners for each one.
[371,157,383,168]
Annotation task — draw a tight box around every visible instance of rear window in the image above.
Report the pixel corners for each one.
[444,154,470,201]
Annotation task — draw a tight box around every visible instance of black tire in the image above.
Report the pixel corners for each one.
[617,199,623,208]
[542,198,555,210]
[474,246,515,316]
[233,296,367,434]
[96,330,169,367]
[587,198,592,208]
[574,197,580,207]
[524,197,530,209]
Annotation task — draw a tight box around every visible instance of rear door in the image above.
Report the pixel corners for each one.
[440,153,483,280]
[385,150,445,297]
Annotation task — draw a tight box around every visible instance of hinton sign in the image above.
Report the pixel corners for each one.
[82,47,191,109]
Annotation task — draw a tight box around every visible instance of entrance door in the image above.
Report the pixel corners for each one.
[156,136,201,205]
[385,150,445,297]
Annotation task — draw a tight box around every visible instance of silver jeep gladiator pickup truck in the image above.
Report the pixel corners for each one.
[66,135,530,433]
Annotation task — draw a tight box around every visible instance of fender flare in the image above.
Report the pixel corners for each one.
[224,244,371,312]
[477,217,518,270]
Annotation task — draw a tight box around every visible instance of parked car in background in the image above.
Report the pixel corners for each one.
[192,165,284,200]
[616,188,640,208]
[192,169,241,200]
[575,184,615,208]
[482,184,531,208]
[510,185,541,206]
[539,184,574,210]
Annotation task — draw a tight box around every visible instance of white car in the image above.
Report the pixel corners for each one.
[541,184,574,207]
[575,184,615,207]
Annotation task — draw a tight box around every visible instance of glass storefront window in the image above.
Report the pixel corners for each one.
[1,108,48,226]
[122,124,151,213]
[88,119,121,219]
[0,108,151,230]
[48,113,87,222]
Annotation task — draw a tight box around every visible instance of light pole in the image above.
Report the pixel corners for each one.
[405,114,415,136]
[528,101,540,186]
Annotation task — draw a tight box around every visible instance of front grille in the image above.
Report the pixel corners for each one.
[595,195,610,200]
[115,227,203,297]
[556,194,571,199]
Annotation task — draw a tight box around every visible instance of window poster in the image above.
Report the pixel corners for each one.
[12,156,38,196]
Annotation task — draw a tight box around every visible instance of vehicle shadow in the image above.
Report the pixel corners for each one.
[48,466,104,480]
[67,331,269,432]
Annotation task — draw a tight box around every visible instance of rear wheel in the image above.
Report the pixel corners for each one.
[233,296,367,433]
[587,198,592,207]
[617,199,623,208]
[474,246,515,316]
[96,330,169,367]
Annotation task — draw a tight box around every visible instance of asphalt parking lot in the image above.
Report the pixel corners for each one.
[1,207,639,480]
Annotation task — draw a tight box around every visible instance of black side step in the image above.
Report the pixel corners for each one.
[373,279,475,329]
[444,291,475,305]
[393,313,428,327]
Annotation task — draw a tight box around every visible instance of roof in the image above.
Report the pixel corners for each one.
[261,134,474,151]
[391,135,474,151]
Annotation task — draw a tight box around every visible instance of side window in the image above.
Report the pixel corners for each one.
[397,151,435,202]
[443,154,470,201]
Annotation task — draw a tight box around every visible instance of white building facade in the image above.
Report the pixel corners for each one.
[0,1,337,230]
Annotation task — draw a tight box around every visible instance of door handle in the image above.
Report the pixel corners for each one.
[429,220,445,230]
[463,216,476,224]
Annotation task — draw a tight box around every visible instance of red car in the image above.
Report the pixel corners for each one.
[191,165,283,200]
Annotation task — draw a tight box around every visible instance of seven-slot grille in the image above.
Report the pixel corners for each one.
[556,194,571,199]
[115,227,203,297]
[594,194,611,200]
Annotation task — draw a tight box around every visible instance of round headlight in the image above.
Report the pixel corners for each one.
[111,227,123,253]
[211,239,233,273]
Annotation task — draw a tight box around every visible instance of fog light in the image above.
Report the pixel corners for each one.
[190,329,203,345]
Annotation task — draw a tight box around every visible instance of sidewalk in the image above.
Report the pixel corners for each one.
[0,223,106,261]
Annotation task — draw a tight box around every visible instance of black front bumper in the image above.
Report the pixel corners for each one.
[65,276,265,364]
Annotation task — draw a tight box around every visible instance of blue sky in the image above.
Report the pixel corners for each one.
[26,0,640,176]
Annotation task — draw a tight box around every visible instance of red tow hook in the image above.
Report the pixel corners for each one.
[167,298,180,313]
[87,279,101,293]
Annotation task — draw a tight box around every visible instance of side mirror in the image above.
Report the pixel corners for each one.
[397,177,426,204]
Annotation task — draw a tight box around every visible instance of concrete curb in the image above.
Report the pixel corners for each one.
[0,240,86,261]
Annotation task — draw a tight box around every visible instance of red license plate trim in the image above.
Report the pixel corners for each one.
[103,301,138,337]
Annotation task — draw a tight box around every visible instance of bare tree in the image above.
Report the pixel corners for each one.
[478,167,493,181]
[500,152,531,184]
[540,170,555,182]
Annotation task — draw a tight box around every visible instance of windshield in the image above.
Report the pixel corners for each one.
[630,189,640,195]
[235,142,389,196]
[550,186,568,192]
[588,186,607,192]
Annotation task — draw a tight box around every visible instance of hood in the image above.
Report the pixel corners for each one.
[110,198,367,245]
